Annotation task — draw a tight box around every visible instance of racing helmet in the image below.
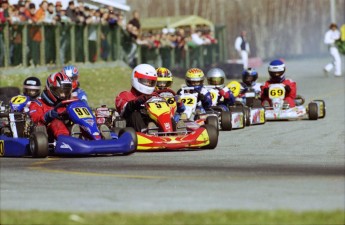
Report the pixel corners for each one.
[61,65,79,90]
[206,68,225,88]
[156,67,173,90]
[268,59,286,83]
[185,68,205,90]
[23,76,41,99]
[43,72,72,104]
[132,64,157,95]
[242,68,258,86]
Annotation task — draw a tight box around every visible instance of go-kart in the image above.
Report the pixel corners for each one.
[205,85,246,130]
[0,98,136,157]
[226,81,265,126]
[132,96,218,151]
[263,83,326,120]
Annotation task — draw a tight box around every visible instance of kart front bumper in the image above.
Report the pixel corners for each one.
[137,127,210,150]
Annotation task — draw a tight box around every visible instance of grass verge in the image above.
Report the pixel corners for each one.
[1,210,344,225]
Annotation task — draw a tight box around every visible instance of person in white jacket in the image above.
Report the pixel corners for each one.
[234,30,250,69]
[324,23,342,77]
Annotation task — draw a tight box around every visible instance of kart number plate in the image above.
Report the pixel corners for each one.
[227,81,241,97]
[148,102,170,111]
[269,87,285,99]
[10,96,27,104]
[73,107,93,119]
[181,97,195,106]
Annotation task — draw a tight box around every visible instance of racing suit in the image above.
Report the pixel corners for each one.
[206,86,235,110]
[115,87,152,132]
[29,96,69,138]
[260,79,297,107]
[177,86,213,114]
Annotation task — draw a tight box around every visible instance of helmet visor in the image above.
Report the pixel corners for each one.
[186,80,203,87]
[134,71,157,88]
[25,89,40,98]
[50,82,72,100]
[156,81,172,89]
[208,77,224,85]
[138,78,157,87]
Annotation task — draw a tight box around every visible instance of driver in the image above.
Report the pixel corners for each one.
[260,59,296,107]
[61,65,88,103]
[29,72,73,138]
[115,64,158,132]
[177,68,212,113]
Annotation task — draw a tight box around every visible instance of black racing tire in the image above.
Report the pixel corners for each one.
[202,124,218,149]
[29,131,49,158]
[205,115,219,133]
[308,102,318,120]
[119,127,137,155]
[314,100,326,119]
[244,106,251,127]
[220,111,232,131]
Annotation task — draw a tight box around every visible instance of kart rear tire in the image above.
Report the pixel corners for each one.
[119,127,137,155]
[220,111,232,131]
[30,131,48,158]
[308,102,318,120]
[244,107,251,127]
[202,124,218,149]
[205,116,219,133]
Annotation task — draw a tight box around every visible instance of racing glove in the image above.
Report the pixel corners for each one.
[284,85,291,95]
[262,88,269,97]
[198,93,206,102]
[125,95,151,112]
[44,109,59,123]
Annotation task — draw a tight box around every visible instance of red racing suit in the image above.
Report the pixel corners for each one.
[29,98,69,138]
[260,78,297,107]
[115,88,143,116]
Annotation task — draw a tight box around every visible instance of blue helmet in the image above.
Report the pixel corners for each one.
[268,59,285,82]
[61,65,79,89]
[242,68,258,86]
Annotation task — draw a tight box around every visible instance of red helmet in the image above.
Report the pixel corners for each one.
[44,72,72,104]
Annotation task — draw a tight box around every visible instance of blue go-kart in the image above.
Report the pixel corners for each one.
[0,98,137,158]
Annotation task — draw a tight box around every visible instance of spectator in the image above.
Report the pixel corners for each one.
[191,29,205,46]
[128,10,140,32]
[0,0,10,67]
[323,23,342,77]
[66,0,77,22]
[45,2,57,64]
[234,30,250,69]
[86,8,101,62]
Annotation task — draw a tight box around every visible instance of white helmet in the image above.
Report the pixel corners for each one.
[206,68,225,88]
[131,64,157,95]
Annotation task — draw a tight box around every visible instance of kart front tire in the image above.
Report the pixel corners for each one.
[314,100,326,119]
[308,102,318,120]
[202,124,218,149]
[206,116,219,133]
[220,111,232,131]
[119,127,137,155]
[30,131,48,158]
[99,124,112,140]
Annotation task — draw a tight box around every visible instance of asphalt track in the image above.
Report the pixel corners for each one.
[0,57,344,213]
